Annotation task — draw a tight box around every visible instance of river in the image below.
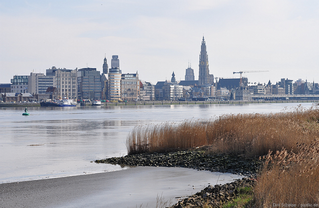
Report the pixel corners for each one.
[0,102,315,207]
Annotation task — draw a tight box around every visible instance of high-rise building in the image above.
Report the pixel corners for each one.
[37,76,54,94]
[29,72,54,95]
[77,67,102,100]
[198,37,210,86]
[111,55,119,69]
[108,68,121,101]
[139,81,155,101]
[28,73,44,94]
[108,55,122,101]
[103,57,108,74]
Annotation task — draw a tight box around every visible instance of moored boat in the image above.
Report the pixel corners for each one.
[40,98,77,107]
[92,100,102,106]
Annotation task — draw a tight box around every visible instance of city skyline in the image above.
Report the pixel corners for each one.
[1,1,319,84]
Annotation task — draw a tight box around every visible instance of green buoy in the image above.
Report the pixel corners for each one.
[22,107,29,116]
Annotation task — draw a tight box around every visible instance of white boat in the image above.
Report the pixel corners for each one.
[41,98,77,107]
[92,100,102,106]
[59,98,77,107]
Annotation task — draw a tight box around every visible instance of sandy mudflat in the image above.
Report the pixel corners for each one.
[0,166,242,208]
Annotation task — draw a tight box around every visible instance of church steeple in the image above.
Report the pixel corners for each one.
[199,36,210,86]
[171,71,176,83]
[103,56,108,74]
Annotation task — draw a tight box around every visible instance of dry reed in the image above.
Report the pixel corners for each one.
[127,105,319,157]
[254,141,319,206]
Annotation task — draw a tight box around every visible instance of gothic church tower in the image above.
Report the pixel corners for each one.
[198,37,210,86]
[103,57,108,74]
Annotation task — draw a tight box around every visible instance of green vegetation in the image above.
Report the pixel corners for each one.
[223,187,253,208]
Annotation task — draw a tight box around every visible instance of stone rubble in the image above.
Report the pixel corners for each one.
[95,150,260,207]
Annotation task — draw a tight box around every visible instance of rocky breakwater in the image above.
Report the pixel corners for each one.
[172,178,255,207]
[96,150,260,207]
[95,150,261,177]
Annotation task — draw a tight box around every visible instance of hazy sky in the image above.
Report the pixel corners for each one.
[1,0,319,85]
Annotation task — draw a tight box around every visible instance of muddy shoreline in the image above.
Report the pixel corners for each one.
[96,150,261,207]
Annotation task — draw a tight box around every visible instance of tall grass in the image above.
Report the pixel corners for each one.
[127,121,208,154]
[127,105,319,157]
[254,141,319,206]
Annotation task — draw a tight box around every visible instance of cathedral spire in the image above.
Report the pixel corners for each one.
[199,37,210,86]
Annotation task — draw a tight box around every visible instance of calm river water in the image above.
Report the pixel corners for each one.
[0,102,315,207]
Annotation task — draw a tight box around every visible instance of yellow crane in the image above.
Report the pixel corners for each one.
[233,70,269,86]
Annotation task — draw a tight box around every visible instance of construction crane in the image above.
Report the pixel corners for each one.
[233,71,269,87]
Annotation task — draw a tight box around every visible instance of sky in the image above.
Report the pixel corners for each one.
[1,0,319,85]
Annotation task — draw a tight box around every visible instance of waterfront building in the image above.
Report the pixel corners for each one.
[155,81,165,100]
[265,81,272,94]
[234,87,251,100]
[0,84,11,94]
[251,84,266,95]
[2,93,33,102]
[191,86,204,99]
[294,80,312,95]
[108,56,122,101]
[77,67,102,100]
[279,78,294,95]
[155,79,183,101]
[38,76,54,94]
[218,78,248,90]
[215,87,230,99]
[28,73,44,94]
[121,72,140,101]
[198,37,211,86]
[272,85,285,95]
[163,83,183,101]
[139,81,155,101]
[101,74,108,100]
[185,65,195,81]
[11,75,29,93]
[28,72,54,95]
[46,66,78,99]
[103,57,108,75]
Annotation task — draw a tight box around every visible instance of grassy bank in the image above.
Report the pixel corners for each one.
[126,105,319,206]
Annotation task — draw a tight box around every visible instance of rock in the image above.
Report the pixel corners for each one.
[95,150,259,208]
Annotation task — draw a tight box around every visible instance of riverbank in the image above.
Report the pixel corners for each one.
[171,178,255,208]
[0,166,241,208]
[104,99,317,106]
[96,149,261,207]
[0,102,40,107]
[0,99,317,108]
